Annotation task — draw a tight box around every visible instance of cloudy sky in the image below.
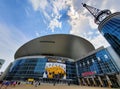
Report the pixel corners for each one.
[0,0,120,71]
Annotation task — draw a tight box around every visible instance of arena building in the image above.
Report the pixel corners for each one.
[4,34,95,84]
[3,34,120,88]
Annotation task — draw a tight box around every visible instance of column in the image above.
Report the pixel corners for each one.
[75,63,80,85]
[87,78,90,86]
[106,75,112,88]
[82,78,86,86]
[79,78,83,86]
[77,78,80,85]
[116,74,120,87]
[92,76,96,86]
[98,76,103,87]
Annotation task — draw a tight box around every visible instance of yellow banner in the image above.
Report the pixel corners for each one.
[28,78,34,81]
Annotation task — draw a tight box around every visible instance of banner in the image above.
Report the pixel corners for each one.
[43,62,66,79]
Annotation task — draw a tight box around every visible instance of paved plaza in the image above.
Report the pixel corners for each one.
[1,84,119,89]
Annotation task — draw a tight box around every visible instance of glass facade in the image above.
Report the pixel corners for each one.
[99,12,120,56]
[66,61,76,79]
[5,56,77,83]
[76,48,119,77]
[76,48,120,87]
[4,48,120,87]
[6,57,47,80]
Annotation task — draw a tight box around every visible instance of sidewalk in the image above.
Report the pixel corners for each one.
[3,84,119,89]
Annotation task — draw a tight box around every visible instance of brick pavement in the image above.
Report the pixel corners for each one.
[1,84,118,89]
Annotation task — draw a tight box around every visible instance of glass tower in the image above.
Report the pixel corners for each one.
[98,12,120,56]
[82,3,120,57]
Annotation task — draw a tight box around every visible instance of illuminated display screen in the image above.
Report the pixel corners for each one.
[43,61,66,79]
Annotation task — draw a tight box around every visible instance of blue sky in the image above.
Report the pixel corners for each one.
[0,0,120,71]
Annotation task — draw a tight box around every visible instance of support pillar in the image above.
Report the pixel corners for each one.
[80,78,83,86]
[106,75,112,88]
[92,76,96,86]
[87,78,90,86]
[98,76,103,87]
[82,78,86,86]
[77,77,80,85]
[116,74,120,87]
[75,63,80,85]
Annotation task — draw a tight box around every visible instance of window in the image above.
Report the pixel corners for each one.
[104,54,108,59]
[92,59,94,63]
[87,61,89,64]
[83,62,85,66]
[79,63,81,67]
[97,57,101,61]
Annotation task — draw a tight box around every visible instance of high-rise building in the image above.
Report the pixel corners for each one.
[82,3,120,57]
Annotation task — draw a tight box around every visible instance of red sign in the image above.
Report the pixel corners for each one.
[82,71,95,77]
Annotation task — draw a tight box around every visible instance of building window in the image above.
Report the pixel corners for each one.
[92,59,94,63]
[97,57,101,61]
[79,63,81,67]
[83,62,85,66]
[104,54,108,59]
[87,61,89,64]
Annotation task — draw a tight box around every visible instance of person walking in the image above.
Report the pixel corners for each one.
[34,81,39,87]
[4,81,10,89]
[13,81,17,87]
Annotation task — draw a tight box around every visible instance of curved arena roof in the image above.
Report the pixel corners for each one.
[15,34,95,59]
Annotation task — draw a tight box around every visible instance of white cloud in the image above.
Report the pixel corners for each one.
[29,0,48,11]
[29,0,51,20]
[69,13,95,39]
[29,0,71,32]
[35,31,40,37]
[90,34,110,49]
[0,23,30,71]
[48,18,62,32]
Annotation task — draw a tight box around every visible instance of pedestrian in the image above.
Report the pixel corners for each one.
[0,81,5,89]
[0,80,3,85]
[4,81,10,89]
[18,81,21,85]
[34,81,39,87]
[68,82,70,86]
[13,81,17,87]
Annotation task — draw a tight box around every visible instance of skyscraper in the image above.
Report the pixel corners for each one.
[82,3,120,57]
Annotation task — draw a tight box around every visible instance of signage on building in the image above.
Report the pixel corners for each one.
[43,62,66,79]
[82,71,95,77]
[28,78,34,82]
[47,57,65,63]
